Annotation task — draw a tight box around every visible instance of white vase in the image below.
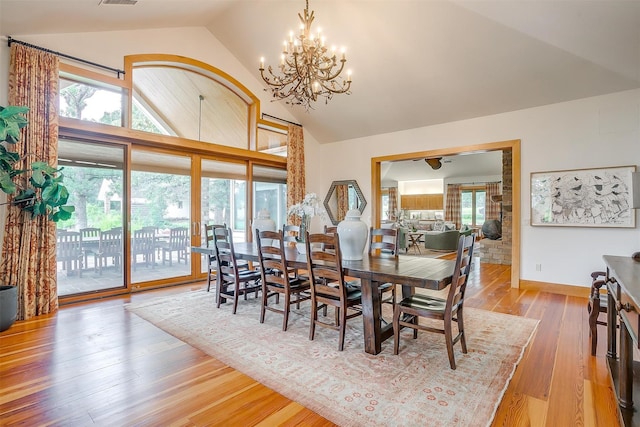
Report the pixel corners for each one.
[337,209,368,261]
[252,209,276,244]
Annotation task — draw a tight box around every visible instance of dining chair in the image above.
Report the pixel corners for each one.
[256,229,311,331]
[323,225,338,250]
[282,223,305,278]
[369,227,399,308]
[324,225,338,234]
[587,270,609,356]
[213,226,262,314]
[204,223,226,292]
[305,231,362,351]
[282,223,301,245]
[393,233,475,369]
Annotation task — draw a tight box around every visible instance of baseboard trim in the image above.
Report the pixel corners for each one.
[520,280,590,298]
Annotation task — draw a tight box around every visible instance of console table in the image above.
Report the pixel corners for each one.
[604,255,640,427]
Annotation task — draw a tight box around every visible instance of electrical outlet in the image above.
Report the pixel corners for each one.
[535,264,542,272]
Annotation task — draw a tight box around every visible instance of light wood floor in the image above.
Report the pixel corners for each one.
[0,260,620,426]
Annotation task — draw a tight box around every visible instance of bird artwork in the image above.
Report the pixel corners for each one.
[531,167,634,226]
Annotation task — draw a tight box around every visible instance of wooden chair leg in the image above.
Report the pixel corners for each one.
[393,305,401,355]
[232,288,239,314]
[216,284,223,309]
[444,320,456,370]
[338,307,347,351]
[283,293,291,331]
[588,298,599,356]
[458,310,467,354]
[309,301,317,341]
[260,289,267,324]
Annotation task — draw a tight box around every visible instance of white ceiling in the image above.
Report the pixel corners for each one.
[381,151,503,183]
[1,0,639,146]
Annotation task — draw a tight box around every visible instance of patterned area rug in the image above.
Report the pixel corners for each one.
[126,291,538,427]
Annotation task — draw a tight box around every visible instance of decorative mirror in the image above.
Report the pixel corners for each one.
[323,180,367,225]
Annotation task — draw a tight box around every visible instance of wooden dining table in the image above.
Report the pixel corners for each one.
[192,242,456,355]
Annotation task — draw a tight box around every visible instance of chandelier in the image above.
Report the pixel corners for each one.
[259,0,352,109]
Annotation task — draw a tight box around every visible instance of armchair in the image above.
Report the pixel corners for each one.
[423,229,460,251]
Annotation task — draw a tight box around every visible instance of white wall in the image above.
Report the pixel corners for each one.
[399,179,443,195]
[306,89,640,288]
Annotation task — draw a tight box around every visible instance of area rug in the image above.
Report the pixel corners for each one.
[126,291,538,427]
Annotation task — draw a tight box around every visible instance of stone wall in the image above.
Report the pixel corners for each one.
[477,149,512,265]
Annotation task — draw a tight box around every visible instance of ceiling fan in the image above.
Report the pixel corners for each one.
[413,157,452,170]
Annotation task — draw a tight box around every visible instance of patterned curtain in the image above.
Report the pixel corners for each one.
[388,187,398,221]
[1,44,59,320]
[485,182,501,221]
[444,183,462,228]
[336,184,349,221]
[286,124,305,226]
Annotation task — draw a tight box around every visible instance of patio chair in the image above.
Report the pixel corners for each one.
[57,230,83,277]
[160,227,190,266]
[132,229,156,271]
[79,227,100,268]
[94,228,122,275]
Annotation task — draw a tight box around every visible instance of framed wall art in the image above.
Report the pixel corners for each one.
[530,165,636,227]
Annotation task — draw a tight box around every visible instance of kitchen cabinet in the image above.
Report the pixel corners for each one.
[400,194,443,210]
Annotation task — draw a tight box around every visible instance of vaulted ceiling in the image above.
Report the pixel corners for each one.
[1,0,639,146]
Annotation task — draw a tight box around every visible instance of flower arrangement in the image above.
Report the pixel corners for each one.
[287,192,323,219]
[287,192,325,242]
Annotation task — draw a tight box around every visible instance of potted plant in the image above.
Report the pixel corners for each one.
[0,105,74,220]
[0,105,74,332]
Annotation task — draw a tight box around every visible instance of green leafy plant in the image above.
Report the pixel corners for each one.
[0,105,74,222]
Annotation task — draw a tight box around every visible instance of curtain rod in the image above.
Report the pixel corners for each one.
[457,181,501,185]
[7,36,125,78]
[261,113,301,127]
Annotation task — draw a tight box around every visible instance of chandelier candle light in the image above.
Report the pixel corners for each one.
[259,0,352,109]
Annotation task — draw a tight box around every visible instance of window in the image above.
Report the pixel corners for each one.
[381,189,390,221]
[257,124,288,157]
[461,188,486,227]
[131,63,250,147]
[59,70,125,127]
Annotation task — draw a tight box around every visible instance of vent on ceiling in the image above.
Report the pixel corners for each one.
[99,0,138,5]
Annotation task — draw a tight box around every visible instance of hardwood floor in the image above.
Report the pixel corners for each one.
[0,260,620,426]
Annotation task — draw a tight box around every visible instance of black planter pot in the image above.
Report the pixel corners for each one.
[0,285,18,332]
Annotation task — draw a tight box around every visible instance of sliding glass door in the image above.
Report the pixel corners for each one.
[57,140,288,294]
[252,164,287,231]
[199,158,247,274]
[56,139,125,296]
[131,149,192,285]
